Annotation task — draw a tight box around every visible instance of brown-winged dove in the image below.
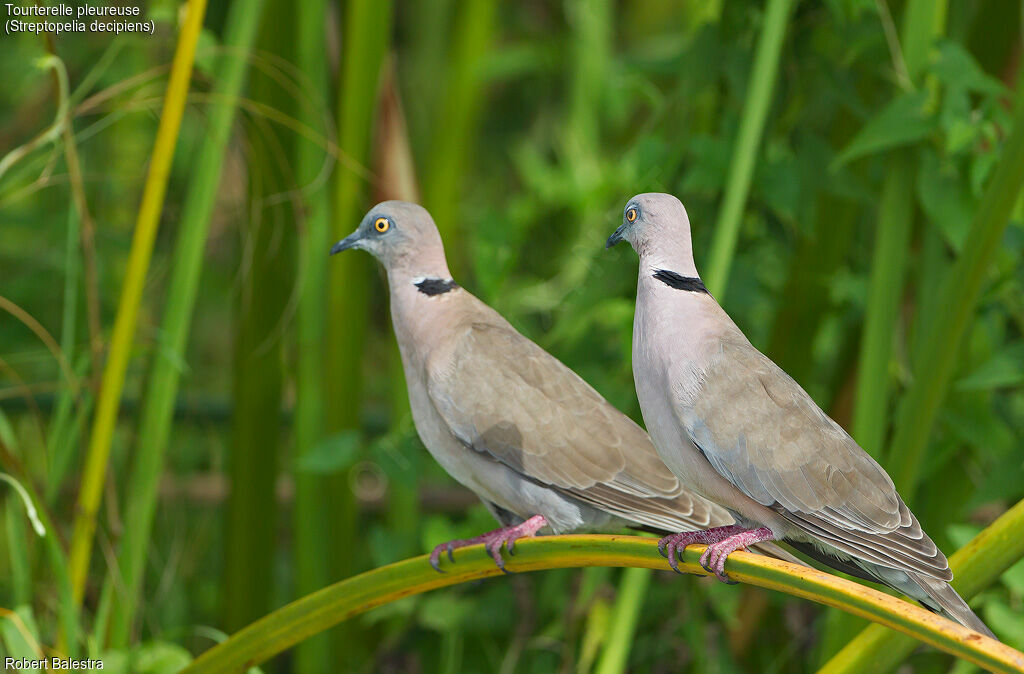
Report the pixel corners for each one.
[330,200,799,573]
[606,192,993,636]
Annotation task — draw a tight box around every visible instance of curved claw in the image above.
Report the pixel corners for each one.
[429,545,445,573]
[486,543,510,574]
[666,546,683,574]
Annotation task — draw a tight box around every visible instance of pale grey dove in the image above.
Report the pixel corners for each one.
[606,192,993,636]
[330,200,799,573]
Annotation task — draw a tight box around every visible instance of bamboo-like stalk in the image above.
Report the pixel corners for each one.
[888,94,1024,495]
[325,0,394,665]
[179,535,1024,674]
[66,0,209,607]
[820,497,1024,673]
[420,0,497,275]
[703,0,795,298]
[224,0,295,632]
[850,156,914,459]
[97,0,267,648]
[293,0,332,670]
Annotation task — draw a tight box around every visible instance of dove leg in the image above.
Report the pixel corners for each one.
[657,525,749,574]
[698,527,775,583]
[429,514,548,574]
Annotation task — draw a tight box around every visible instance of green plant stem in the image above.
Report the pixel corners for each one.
[704,0,795,298]
[67,0,209,608]
[888,95,1024,496]
[594,566,652,674]
[293,0,332,670]
[97,0,266,648]
[820,497,1024,673]
[851,154,914,459]
[179,535,1024,674]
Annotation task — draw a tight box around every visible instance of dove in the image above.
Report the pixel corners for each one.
[605,191,993,636]
[330,200,798,573]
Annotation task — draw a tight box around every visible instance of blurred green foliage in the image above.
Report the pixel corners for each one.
[1,0,1023,672]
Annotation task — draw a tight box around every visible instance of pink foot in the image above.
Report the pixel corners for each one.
[698,527,775,583]
[429,514,548,574]
[658,525,746,575]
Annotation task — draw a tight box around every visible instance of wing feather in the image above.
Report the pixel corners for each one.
[685,335,949,580]
[426,318,732,532]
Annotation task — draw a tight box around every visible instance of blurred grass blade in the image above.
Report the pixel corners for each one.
[820,497,1024,673]
[704,0,795,298]
[593,566,652,674]
[67,0,210,607]
[225,0,296,632]
[5,496,32,607]
[46,207,85,503]
[179,535,1024,674]
[99,0,267,648]
[888,95,1024,496]
[293,0,331,669]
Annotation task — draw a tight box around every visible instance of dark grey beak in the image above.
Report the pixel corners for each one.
[329,232,362,255]
[605,224,627,249]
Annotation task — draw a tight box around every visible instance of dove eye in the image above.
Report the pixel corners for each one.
[626,207,638,223]
[374,217,390,233]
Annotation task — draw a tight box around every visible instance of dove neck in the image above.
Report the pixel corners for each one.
[384,234,452,286]
[638,246,699,280]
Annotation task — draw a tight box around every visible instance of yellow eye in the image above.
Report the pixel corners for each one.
[626,208,638,223]
[374,217,390,233]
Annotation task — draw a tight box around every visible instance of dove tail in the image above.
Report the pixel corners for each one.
[908,573,995,638]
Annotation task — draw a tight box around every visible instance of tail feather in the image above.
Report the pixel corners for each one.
[909,572,995,638]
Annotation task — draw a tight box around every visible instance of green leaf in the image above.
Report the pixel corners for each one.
[832,91,935,168]
[932,42,1008,97]
[417,593,473,633]
[917,151,976,252]
[955,343,1024,391]
[131,641,194,674]
[296,430,361,474]
[984,602,1024,650]
[0,605,41,661]
[1001,558,1024,597]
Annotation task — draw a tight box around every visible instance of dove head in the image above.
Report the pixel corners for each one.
[330,200,452,278]
[605,193,698,275]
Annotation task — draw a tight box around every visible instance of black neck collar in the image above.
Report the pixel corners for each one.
[652,269,709,295]
[415,278,459,296]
